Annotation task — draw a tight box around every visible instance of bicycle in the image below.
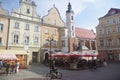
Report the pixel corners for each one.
[46,69,62,80]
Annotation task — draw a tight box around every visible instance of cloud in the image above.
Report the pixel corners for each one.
[34,0,95,21]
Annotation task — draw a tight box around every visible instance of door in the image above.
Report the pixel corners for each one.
[32,52,38,62]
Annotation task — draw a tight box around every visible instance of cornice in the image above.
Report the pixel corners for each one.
[41,22,66,29]
[9,15,41,25]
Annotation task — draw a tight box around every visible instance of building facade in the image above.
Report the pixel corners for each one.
[7,0,41,67]
[96,8,120,61]
[40,5,66,62]
[0,3,9,50]
[0,0,98,66]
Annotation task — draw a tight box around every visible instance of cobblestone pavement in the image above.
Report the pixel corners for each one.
[0,69,45,80]
[0,63,61,80]
[0,62,120,80]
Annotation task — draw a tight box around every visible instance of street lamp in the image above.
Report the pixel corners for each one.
[48,35,54,73]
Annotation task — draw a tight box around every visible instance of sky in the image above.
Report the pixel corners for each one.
[1,0,120,32]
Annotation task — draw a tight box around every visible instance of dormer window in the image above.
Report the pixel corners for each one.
[110,10,116,15]
[27,9,30,14]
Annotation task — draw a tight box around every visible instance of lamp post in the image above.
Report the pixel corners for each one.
[48,35,54,73]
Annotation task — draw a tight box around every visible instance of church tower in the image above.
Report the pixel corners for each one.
[66,3,77,52]
[66,2,75,38]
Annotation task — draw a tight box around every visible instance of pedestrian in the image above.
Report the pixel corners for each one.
[15,61,19,73]
[6,61,10,74]
[103,59,107,67]
[0,60,3,69]
[11,62,15,73]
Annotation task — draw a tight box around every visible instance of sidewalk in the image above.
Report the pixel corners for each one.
[0,69,45,80]
[0,69,62,80]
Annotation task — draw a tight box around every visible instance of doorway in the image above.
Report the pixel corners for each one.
[32,52,38,62]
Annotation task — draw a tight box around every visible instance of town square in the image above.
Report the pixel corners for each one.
[0,0,120,80]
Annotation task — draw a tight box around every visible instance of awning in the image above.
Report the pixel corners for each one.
[0,54,17,60]
[0,50,29,60]
[52,52,68,57]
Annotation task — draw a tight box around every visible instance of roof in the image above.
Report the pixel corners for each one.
[75,27,96,39]
[99,8,120,19]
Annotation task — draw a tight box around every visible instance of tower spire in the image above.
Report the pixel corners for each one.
[66,2,72,13]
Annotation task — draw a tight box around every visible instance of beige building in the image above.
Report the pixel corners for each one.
[96,8,120,61]
[41,5,65,62]
[0,3,9,50]
[7,0,41,67]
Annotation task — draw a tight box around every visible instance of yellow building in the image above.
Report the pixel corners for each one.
[41,5,65,62]
[96,8,120,61]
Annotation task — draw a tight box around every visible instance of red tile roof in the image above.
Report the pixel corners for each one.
[75,27,96,39]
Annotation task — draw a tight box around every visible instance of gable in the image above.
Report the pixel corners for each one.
[0,7,8,15]
[42,5,65,27]
[11,1,40,20]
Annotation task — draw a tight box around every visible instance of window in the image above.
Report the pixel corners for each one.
[26,9,30,14]
[118,38,120,45]
[15,22,19,29]
[45,39,49,45]
[108,39,112,47]
[34,26,39,32]
[100,40,104,47]
[106,20,110,24]
[117,27,120,32]
[71,16,73,20]
[25,24,29,30]
[45,27,49,33]
[24,36,29,45]
[0,23,3,31]
[0,37,2,46]
[53,40,57,46]
[107,28,112,34]
[53,29,57,35]
[113,19,116,23]
[99,30,102,35]
[119,17,120,22]
[13,35,19,44]
[54,20,56,25]
[34,37,39,44]
[62,40,65,47]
